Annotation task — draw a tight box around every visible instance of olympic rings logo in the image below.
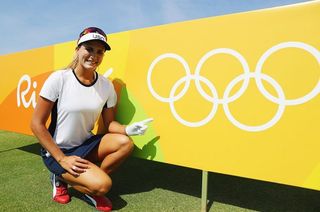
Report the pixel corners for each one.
[147,41,320,132]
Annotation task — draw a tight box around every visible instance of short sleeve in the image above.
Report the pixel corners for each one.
[104,81,117,108]
[39,71,62,102]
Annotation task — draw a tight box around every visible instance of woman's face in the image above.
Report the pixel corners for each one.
[76,41,106,71]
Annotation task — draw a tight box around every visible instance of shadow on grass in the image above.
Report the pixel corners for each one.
[18,143,41,155]
[111,157,320,212]
[17,143,320,211]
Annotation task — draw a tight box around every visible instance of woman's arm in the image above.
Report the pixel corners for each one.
[102,107,153,136]
[102,107,126,134]
[30,97,65,162]
[30,97,88,176]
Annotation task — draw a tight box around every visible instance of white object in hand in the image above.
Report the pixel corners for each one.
[125,118,154,136]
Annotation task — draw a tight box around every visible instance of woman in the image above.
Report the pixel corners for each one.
[30,27,152,211]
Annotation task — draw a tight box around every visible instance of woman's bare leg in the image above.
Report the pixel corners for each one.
[86,133,134,174]
[61,133,133,196]
[61,161,112,196]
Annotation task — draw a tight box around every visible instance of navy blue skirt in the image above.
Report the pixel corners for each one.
[41,134,104,176]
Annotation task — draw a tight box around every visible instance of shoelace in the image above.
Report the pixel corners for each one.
[55,185,68,196]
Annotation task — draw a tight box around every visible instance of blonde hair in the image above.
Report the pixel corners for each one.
[66,46,80,70]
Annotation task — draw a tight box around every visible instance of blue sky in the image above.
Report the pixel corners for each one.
[0,0,309,55]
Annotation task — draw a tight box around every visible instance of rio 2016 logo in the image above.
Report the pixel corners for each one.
[17,74,37,109]
[147,41,320,132]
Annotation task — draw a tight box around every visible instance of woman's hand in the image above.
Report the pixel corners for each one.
[59,155,90,177]
[125,118,154,136]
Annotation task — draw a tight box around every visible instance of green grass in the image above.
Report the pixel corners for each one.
[1,130,320,211]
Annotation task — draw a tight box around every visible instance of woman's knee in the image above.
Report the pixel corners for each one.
[114,134,134,153]
[121,135,134,153]
[88,175,112,196]
[101,133,134,156]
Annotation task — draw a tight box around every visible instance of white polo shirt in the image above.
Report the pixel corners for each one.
[39,69,117,149]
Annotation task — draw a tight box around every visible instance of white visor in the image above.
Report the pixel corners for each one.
[77,32,110,50]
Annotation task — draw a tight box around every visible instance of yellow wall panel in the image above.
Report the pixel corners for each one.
[1,1,320,190]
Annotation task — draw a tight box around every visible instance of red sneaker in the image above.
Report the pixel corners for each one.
[50,173,71,204]
[84,194,112,211]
